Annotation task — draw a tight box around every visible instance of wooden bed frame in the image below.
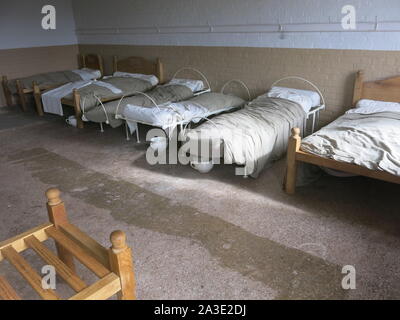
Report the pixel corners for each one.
[1,54,104,114]
[284,70,400,194]
[35,56,164,129]
[0,188,135,300]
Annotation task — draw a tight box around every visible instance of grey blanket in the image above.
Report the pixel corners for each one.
[84,84,194,127]
[186,96,306,177]
[301,111,400,177]
[64,77,154,112]
[8,71,83,94]
[187,92,245,114]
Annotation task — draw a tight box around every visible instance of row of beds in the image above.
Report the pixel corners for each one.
[2,54,399,192]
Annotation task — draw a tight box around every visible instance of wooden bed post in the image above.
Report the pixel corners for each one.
[156,58,164,84]
[108,231,136,300]
[113,56,118,74]
[46,188,77,273]
[33,82,44,116]
[98,54,104,77]
[285,128,302,194]
[352,70,364,106]
[2,76,13,107]
[16,80,28,112]
[72,89,84,129]
[81,54,86,68]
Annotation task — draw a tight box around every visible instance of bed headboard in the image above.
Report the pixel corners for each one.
[352,70,400,106]
[80,54,104,76]
[113,56,164,83]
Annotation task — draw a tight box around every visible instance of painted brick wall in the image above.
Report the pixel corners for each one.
[73,0,400,51]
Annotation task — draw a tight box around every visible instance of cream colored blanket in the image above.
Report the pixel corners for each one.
[186,96,306,177]
[301,112,400,177]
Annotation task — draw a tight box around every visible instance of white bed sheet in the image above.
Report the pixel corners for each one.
[163,78,205,92]
[71,68,101,81]
[42,80,92,116]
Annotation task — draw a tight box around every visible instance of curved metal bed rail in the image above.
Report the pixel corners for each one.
[270,76,326,107]
[220,79,251,101]
[172,67,211,92]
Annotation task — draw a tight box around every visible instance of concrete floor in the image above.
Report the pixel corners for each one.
[0,105,399,300]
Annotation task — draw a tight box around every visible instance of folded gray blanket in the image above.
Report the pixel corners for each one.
[63,77,155,112]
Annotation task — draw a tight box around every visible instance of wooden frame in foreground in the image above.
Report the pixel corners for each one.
[35,56,164,129]
[284,70,400,194]
[1,54,103,114]
[0,188,135,300]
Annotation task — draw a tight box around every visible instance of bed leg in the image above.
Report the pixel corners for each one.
[73,89,84,129]
[2,76,13,107]
[45,188,77,273]
[33,82,44,116]
[100,122,104,133]
[285,128,301,194]
[16,80,28,112]
[135,125,140,143]
[124,122,131,141]
[108,231,136,300]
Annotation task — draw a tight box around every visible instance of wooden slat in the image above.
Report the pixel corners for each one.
[46,227,110,278]
[25,235,87,292]
[60,223,109,268]
[0,223,53,262]
[1,246,59,300]
[0,276,21,300]
[296,150,400,185]
[69,273,121,300]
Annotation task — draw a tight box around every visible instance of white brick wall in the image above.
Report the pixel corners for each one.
[73,0,400,50]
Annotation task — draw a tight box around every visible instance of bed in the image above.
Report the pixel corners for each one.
[118,75,251,142]
[1,54,103,114]
[0,189,135,300]
[35,56,164,129]
[284,71,400,194]
[82,68,212,137]
[182,78,325,178]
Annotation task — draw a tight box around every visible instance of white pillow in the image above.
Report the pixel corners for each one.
[267,86,321,113]
[113,71,159,86]
[165,78,205,92]
[347,99,400,114]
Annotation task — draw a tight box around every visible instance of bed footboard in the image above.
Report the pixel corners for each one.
[33,82,44,116]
